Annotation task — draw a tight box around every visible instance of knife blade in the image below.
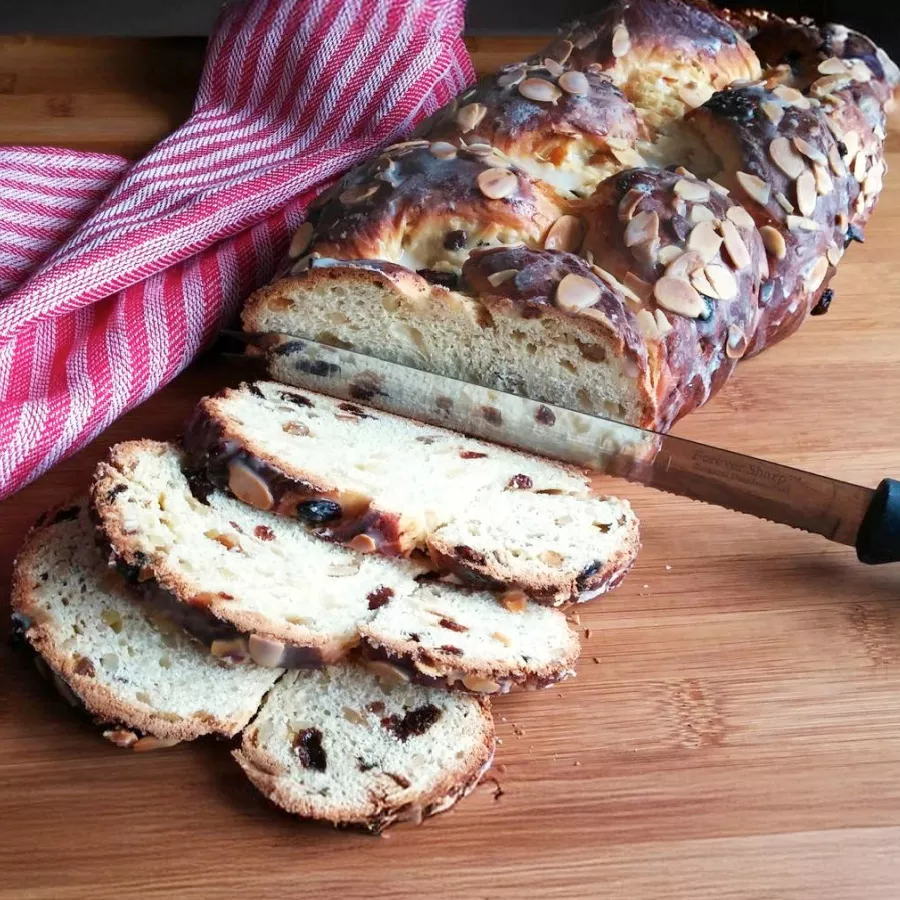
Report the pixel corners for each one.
[247,332,900,564]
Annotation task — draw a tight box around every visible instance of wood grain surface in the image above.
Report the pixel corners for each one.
[2,35,900,900]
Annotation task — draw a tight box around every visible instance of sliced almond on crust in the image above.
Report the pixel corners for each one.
[703,263,738,300]
[559,71,590,95]
[761,101,784,125]
[687,220,723,264]
[795,170,817,217]
[720,219,752,270]
[726,205,756,230]
[623,270,654,302]
[657,244,684,266]
[544,215,584,252]
[792,136,827,166]
[519,78,563,103]
[769,137,806,180]
[805,256,829,293]
[612,23,631,58]
[726,324,748,359]
[456,102,487,132]
[624,210,660,248]
[813,162,834,196]
[654,277,706,318]
[786,215,820,232]
[556,273,602,311]
[477,168,518,200]
[674,179,711,202]
[736,171,771,206]
[487,269,519,287]
[759,225,787,259]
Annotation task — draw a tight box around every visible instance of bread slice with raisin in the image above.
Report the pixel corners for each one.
[183,381,639,605]
[10,500,282,749]
[90,440,579,693]
[233,663,494,832]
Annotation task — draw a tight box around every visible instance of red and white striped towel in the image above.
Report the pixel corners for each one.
[0,0,473,501]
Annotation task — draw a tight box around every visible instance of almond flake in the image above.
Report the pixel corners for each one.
[630,237,660,269]
[720,219,752,270]
[611,146,644,167]
[786,215,820,232]
[556,273,602,311]
[805,256,829,293]
[618,187,646,222]
[612,23,631,58]
[544,215,584,253]
[689,267,716,297]
[818,57,849,75]
[689,205,716,224]
[736,171,771,206]
[849,60,873,83]
[828,143,844,176]
[624,210,660,248]
[841,130,860,163]
[703,263,738,300]
[759,225,787,259]
[773,85,810,108]
[853,151,868,183]
[456,103,487,132]
[687,220,723,263]
[769,136,806,179]
[775,191,795,214]
[726,205,756,230]
[674,179,710,202]
[654,308,673,335]
[657,245,684,266]
[665,250,704,281]
[795,170,818,217]
[559,71,590,95]
[487,269,518,287]
[547,38,573,65]
[635,308,660,340]
[726,324,747,359]
[813,162,834,195]
[519,77,563,103]
[811,74,852,97]
[707,178,730,196]
[497,66,526,88]
[761,101,784,125]
[654,277,706,318]
[429,141,457,160]
[827,244,843,266]
[543,57,565,78]
[477,168,518,200]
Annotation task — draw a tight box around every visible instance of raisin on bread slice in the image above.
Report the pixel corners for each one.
[184,381,639,604]
[234,663,494,833]
[91,441,579,692]
[10,501,282,749]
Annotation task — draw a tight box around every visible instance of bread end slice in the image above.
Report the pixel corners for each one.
[233,664,495,832]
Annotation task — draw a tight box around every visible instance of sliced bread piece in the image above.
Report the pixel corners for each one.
[234,663,494,833]
[183,381,640,604]
[10,501,282,748]
[91,441,579,692]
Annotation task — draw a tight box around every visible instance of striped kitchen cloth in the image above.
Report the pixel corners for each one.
[0,0,473,501]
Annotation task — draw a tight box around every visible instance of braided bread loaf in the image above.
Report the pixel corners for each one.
[243,0,897,431]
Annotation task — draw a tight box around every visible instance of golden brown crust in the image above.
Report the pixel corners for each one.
[419,64,642,198]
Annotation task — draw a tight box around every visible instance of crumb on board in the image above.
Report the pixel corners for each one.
[592,656,601,664]
[584,627,593,639]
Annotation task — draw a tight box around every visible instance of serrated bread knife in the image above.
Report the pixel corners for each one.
[247,333,900,565]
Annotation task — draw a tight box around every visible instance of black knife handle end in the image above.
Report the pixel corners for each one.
[857,479,900,564]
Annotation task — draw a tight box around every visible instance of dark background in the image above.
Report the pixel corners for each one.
[0,1,896,57]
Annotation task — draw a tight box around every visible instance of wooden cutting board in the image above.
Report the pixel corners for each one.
[2,35,900,900]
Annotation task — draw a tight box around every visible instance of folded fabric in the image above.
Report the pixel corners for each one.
[0,0,473,501]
